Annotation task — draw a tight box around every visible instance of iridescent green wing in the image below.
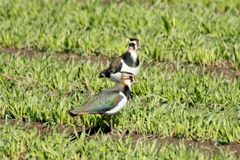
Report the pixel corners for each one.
[81,90,124,114]
[109,57,123,73]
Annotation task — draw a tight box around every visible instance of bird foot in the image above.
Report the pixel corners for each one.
[109,129,130,135]
[121,129,129,135]
[109,129,118,135]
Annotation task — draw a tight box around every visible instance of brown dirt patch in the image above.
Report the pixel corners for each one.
[142,61,239,81]
[0,48,111,65]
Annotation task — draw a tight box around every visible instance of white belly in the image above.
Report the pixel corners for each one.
[110,72,122,83]
[121,61,140,76]
[104,92,127,115]
[110,61,140,83]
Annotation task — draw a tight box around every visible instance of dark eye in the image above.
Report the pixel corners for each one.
[129,43,135,47]
[129,76,134,81]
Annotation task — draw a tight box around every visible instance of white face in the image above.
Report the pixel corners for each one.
[121,73,136,86]
[110,72,136,85]
[128,40,139,51]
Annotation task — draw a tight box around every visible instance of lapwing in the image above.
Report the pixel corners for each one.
[68,72,138,131]
[99,38,141,83]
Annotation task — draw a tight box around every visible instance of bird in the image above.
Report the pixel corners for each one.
[68,72,138,131]
[99,38,141,83]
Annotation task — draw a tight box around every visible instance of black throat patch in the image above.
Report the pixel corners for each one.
[122,85,131,100]
[122,52,139,67]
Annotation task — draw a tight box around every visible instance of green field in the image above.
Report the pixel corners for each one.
[0,0,239,159]
[0,0,240,66]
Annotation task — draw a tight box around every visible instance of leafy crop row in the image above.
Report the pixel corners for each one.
[0,0,239,66]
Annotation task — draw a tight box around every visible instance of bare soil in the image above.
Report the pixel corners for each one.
[0,48,239,158]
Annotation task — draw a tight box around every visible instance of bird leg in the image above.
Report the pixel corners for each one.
[110,116,113,131]
[102,115,108,126]
[109,116,118,134]
[102,116,113,130]
[102,116,117,134]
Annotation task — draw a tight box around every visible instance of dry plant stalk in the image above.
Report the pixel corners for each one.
[0,73,44,86]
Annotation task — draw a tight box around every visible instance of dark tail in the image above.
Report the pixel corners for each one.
[99,69,111,78]
[67,110,78,117]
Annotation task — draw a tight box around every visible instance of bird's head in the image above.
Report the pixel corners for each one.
[120,72,139,86]
[128,38,141,51]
